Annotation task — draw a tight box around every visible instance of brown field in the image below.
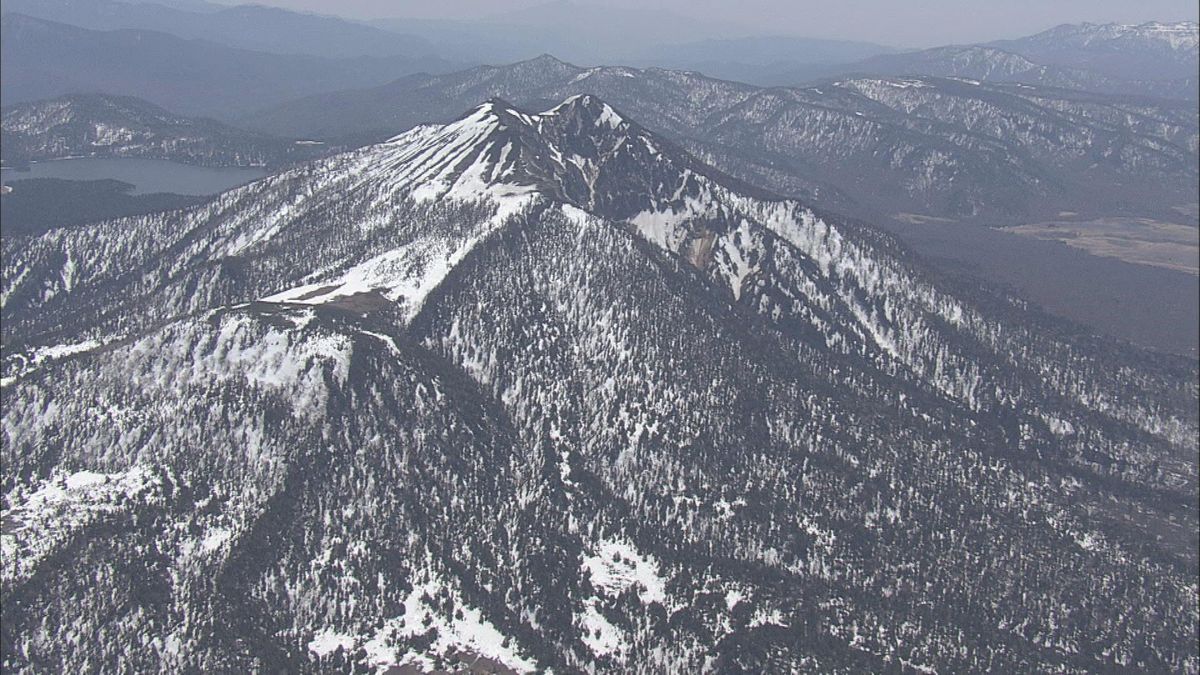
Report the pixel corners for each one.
[881,216,1199,357]
[1003,217,1199,275]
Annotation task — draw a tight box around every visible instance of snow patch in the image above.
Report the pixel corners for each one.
[582,538,668,605]
[354,574,537,673]
[2,338,105,386]
[309,630,356,658]
[724,589,745,610]
[2,466,166,583]
[578,602,627,658]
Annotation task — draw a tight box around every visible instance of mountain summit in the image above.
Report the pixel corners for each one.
[2,96,1196,672]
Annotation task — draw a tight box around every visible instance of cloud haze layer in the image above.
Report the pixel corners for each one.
[209,0,1200,46]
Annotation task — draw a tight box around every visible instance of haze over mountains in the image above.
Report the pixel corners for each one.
[0,13,464,118]
[2,0,437,59]
[5,0,1197,94]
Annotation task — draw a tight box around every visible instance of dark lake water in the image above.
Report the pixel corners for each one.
[0,158,269,195]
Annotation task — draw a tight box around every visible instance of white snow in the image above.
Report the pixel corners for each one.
[724,589,745,610]
[120,312,352,419]
[596,103,625,129]
[569,67,601,83]
[2,338,105,386]
[308,630,356,658]
[749,607,788,628]
[628,197,708,253]
[2,466,164,583]
[1068,21,1199,50]
[716,220,759,300]
[206,316,351,391]
[1075,531,1103,551]
[353,573,537,673]
[62,470,110,489]
[578,602,627,657]
[261,191,537,321]
[558,450,577,488]
[582,538,668,605]
[200,527,232,552]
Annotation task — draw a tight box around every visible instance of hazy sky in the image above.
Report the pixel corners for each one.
[213,0,1200,47]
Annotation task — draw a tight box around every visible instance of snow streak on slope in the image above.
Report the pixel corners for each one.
[255,97,642,319]
[258,102,539,318]
[2,466,170,583]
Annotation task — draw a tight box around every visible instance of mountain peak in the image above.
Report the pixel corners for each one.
[510,53,580,72]
[256,95,745,313]
[374,95,692,216]
[543,93,628,129]
[529,52,570,65]
[473,97,519,117]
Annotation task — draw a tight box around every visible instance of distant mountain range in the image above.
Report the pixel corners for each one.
[1,94,322,168]
[3,2,1195,108]
[3,94,1195,672]
[0,0,436,59]
[772,22,1199,98]
[990,21,1199,80]
[0,13,464,118]
[239,55,1199,227]
[5,17,1193,228]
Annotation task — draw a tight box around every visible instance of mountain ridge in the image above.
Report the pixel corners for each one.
[239,54,1199,227]
[1,93,318,168]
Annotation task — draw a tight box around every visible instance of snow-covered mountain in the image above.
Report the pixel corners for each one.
[843,45,1133,92]
[1027,21,1199,52]
[2,95,1196,672]
[986,21,1199,95]
[752,22,1199,99]
[1,94,320,168]
[991,22,1199,79]
[244,55,1199,225]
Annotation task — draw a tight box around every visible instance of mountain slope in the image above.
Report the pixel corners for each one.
[831,43,1198,100]
[842,45,1120,90]
[629,34,896,79]
[1,94,321,168]
[3,96,1196,672]
[0,14,463,119]
[769,22,1200,100]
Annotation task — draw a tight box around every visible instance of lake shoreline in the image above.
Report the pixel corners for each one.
[0,157,269,196]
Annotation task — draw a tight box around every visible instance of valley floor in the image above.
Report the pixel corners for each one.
[1003,214,1198,276]
[881,217,1200,358]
